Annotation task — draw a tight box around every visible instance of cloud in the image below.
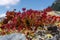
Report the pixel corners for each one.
[0,0,20,5]
[0,0,20,8]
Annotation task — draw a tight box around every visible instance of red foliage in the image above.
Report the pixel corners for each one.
[1,7,60,33]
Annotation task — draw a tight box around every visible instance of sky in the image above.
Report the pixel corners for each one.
[0,0,55,17]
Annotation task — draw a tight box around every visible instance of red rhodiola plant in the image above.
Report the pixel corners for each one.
[0,7,60,35]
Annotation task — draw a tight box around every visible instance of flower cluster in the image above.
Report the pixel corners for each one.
[0,7,60,36]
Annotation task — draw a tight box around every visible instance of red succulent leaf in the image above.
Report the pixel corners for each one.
[6,24,11,29]
[12,26,16,31]
[18,25,23,31]
[1,25,5,29]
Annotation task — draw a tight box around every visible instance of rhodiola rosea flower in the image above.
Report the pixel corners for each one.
[22,8,26,11]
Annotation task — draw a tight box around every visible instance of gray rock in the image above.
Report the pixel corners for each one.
[0,33,26,40]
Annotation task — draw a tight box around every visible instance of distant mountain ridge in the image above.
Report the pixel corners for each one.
[51,0,60,11]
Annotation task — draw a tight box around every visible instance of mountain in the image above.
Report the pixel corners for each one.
[51,0,60,11]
